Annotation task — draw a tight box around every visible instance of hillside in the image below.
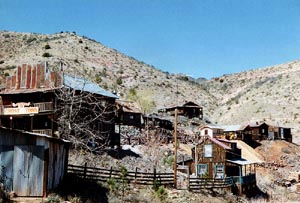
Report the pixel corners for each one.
[1,30,300,142]
[0,31,215,117]
[204,60,300,142]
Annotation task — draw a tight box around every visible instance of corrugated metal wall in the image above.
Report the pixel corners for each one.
[0,128,69,197]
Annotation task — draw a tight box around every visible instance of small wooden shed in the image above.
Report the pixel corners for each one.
[0,127,69,197]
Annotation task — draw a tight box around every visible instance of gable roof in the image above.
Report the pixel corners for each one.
[199,136,231,150]
[200,124,224,130]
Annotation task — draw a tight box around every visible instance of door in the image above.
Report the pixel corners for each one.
[0,146,14,191]
[13,146,44,196]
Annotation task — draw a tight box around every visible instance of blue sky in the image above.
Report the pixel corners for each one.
[1,0,300,79]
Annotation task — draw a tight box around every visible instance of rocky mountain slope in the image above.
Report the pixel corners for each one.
[0,30,299,142]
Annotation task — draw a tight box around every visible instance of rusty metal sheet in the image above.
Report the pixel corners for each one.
[5,77,11,90]
[13,145,44,196]
[16,66,21,89]
[31,65,37,88]
[26,65,32,89]
[0,145,14,191]
[20,65,27,88]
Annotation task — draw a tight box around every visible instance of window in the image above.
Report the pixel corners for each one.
[204,144,213,157]
[197,164,208,177]
[214,164,224,179]
[204,129,208,135]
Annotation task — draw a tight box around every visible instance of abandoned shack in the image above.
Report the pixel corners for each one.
[243,122,269,141]
[158,101,203,119]
[0,127,69,197]
[116,100,142,127]
[0,63,119,147]
[268,124,292,142]
[192,136,257,195]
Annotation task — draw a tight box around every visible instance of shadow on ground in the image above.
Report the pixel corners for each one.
[53,174,109,203]
[106,148,141,159]
[244,139,262,149]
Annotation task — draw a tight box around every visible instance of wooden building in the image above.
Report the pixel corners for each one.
[116,100,142,127]
[143,114,174,130]
[220,125,245,140]
[0,63,118,147]
[158,101,203,119]
[192,136,257,195]
[243,122,269,141]
[268,124,292,142]
[199,124,224,139]
[0,127,69,197]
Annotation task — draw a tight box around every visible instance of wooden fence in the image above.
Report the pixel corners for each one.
[67,164,174,186]
[189,177,234,192]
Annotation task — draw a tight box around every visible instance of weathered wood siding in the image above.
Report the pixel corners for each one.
[195,137,227,178]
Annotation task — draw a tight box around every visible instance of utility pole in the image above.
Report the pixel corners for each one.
[173,108,178,188]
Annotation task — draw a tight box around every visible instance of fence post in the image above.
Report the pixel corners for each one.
[153,168,157,185]
[84,163,87,179]
[110,166,113,178]
[135,167,138,180]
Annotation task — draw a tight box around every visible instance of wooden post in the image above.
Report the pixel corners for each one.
[135,167,138,180]
[174,108,178,188]
[153,168,157,184]
[84,162,87,179]
[110,166,113,178]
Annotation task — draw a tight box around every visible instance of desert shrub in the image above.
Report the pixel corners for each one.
[78,39,83,43]
[154,186,168,202]
[46,194,62,203]
[128,88,136,97]
[107,177,118,194]
[4,72,9,77]
[3,34,10,38]
[5,65,15,70]
[44,44,51,49]
[42,52,52,57]
[95,74,102,83]
[116,77,122,85]
[26,37,36,43]
[178,75,189,81]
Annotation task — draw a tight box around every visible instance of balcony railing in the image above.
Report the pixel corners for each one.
[32,129,53,136]
[33,102,54,112]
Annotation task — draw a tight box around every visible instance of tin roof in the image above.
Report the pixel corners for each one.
[219,125,244,132]
[226,159,257,165]
[63,74,118,98]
